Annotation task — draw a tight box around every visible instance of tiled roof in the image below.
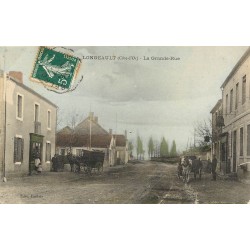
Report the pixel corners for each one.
[57,126,73,134]
[114,135,127,147]
[56,134,112,148]
[74,118,108,135]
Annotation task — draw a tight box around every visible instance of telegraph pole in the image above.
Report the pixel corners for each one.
[2,48,7,182]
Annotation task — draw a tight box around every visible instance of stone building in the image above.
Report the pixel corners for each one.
[212,47,250,173]
[210,99,226,171]
[56,112,129,166]
[0,71,57,178]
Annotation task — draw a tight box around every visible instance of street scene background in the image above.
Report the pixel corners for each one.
[1,2,250,250]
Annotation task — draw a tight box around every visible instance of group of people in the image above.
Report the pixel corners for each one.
[178,154,218,181]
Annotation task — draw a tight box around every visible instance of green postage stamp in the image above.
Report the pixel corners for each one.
[31,47,81,89]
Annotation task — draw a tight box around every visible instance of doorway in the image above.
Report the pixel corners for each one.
[29,133,44,175]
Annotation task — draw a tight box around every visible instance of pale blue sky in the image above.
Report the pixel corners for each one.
[0,46,248,152]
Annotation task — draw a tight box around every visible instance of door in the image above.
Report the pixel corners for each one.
[233,130,237,172]
[29,133,44,175]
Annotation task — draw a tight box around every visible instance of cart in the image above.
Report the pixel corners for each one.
[78,150,105,174]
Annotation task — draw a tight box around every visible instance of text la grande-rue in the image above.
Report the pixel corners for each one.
[143,56,180,60]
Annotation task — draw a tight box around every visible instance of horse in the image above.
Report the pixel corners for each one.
[67,153,81,173]
[190,158,202,180]
[179,156,192,183]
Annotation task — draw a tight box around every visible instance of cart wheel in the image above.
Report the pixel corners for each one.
[95,162,103,173]
[87,166,92,175]
[80,163,88,173]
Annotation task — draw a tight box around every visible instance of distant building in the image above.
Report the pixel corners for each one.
[56,112,129,166]
[212,47,250,173]
[0,71,57,178]
[210,99,224,170]
[74,112,108,135]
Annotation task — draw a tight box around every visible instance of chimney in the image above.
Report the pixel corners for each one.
[94,116,98,123]
[125,130,127,139]
[9,71,23,84]
[109,129,113,135]
[89,112,94,121]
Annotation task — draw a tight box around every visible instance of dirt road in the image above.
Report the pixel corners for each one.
[0,161,250,204]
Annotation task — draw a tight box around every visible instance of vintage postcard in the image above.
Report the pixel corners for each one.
[0,46,250,204]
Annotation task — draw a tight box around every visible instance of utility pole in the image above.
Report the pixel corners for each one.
[89,115,92,150]
[2,48,7,182]
[89,104,92,150]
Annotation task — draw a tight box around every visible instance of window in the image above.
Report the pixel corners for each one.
[226,94,228,114]
[46,142,51,162]
[47,110,51,129]
[230,89,233,113]
[221,143,227,162]
[242,75,246,104]
[76,149,82,156]
[240,127,244,156]
[235,83,239,109]
[34,103,39,122]
[247,125,250,156]
[14,137,24,162]
[17,94,23,119]
[60,149,65,156]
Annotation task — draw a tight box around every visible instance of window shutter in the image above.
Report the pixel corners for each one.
[247,125,250,156]
[14,137,17,162]
[21,138,24,162]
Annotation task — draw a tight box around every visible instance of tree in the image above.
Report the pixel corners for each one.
[66,110,85,129]
[170,140,177,157]
[148,137,154,158]
[153,139,160,157]
[193,119,212,151]
[128,141,134,158]
[160,137,169,157]
[136,136,144,160]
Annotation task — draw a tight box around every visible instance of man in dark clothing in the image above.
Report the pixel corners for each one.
[211,154,217,181]
[51,154,58,172]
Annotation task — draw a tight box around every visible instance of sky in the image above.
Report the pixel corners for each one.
[0,46,248,152]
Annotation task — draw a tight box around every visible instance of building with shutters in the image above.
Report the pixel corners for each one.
[56,112,129,166]
[0,70,57,178]
[212,47,250,173]
[210,99,225,171]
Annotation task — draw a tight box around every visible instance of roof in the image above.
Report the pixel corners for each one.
[56,134,112,148]
[114,135,127,147]
[221,47,250,89]
[210,99,222,114]
[8,75,57,108]
[57,126,73,134]
[74,117,108,135]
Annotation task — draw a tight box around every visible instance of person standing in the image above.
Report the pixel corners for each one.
[51,154,58,172]
[35,157,41,173]
[211,154,217,181]
[37,162,42,174]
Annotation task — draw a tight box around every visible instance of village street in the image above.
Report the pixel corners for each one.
[0,161,250,204]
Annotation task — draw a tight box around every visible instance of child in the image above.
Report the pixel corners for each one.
[37,162,42,174]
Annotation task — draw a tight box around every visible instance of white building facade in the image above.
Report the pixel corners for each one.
[0,71,57,178]
[220,47,250,172]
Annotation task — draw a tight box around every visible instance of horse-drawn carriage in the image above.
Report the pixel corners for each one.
[67,150,105,174]
[177,155,202,183]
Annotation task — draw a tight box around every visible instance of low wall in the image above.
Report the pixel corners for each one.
[151,157,179,164]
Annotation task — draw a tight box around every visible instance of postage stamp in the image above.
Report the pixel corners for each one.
[30,46,81,90]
